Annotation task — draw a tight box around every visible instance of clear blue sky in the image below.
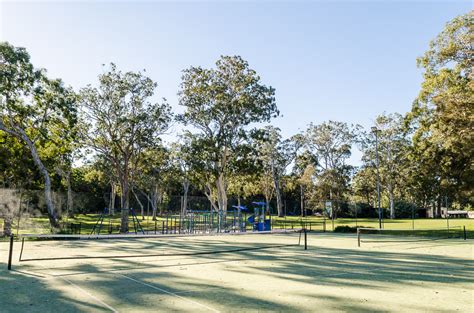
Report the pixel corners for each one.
[1,0,470,163]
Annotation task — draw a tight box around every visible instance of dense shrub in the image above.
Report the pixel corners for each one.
[394,201,419,218]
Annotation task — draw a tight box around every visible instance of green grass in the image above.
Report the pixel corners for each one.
[272,215,474,230]
[1,214,473,238]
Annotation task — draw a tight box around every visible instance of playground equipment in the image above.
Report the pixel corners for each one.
[181,210,218,234]
[91,207,144,235]
[248,201,272,231]
[89,203,268,235]
[181,205,249,233]
[231,205,248,232]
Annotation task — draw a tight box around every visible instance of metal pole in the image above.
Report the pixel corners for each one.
[8,235,14,270]
[357,228,361,247]
[373,127,382,229]
[304,229,307,250]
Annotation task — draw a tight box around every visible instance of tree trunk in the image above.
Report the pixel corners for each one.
[300,184,305,217]
[120,170,130,233]
[109,182,116,215]
[182,180,190,216]
[151,185,158,220]
[204,182,219,212]
[388,184,395,219]
[158,188,164,216]
[216,173,228,213]
[17,127,60,229]
[365,192,371,207]
[274,178,283,217]
[66,171,73,217]
[132,188,145,220]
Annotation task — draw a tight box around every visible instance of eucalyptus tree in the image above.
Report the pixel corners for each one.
[407,12,473,210]
[361,113,409,218]
[171,139,194,216]
[253,126,304,216]
[227,173,260,208]
[178,56,278,215]
[0,42,77,229]
[305,121,359,215]
[79,64,172,232]
[293,151,318,216]
[132,146,173,220]
[351,166,376,206]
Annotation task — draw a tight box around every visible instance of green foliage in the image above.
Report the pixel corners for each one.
[178,56,278,212]
[2,13,472,223]
[393,200,419,218]
[0,42,78,228]
[334,225,360,233]
[407,12,473,207]
[79,63,173,231]
[305,121,359,204]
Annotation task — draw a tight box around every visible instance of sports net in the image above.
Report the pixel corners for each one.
[357,226,466,245]
[15,229,305,264]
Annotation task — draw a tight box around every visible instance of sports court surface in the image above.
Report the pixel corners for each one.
[1,231,472,312]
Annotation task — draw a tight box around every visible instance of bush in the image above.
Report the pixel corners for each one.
[354,202,378,218]
[334,225,357,233]
[394,200,419,218]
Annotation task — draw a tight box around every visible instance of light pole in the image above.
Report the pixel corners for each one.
[372,126,382,229]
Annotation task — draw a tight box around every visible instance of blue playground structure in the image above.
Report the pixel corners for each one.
[247,201,272,231]
[231,205,248,232]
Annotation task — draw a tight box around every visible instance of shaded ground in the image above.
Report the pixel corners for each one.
[0,232,472,312]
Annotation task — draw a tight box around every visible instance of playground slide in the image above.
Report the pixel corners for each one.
[247,215,255,224]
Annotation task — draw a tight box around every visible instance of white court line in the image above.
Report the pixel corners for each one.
[34,264,118,313]
[118,273,220,313]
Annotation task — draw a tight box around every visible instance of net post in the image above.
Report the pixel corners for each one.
[463,226,466,240]
[357,228,361,247]
[8,235,13,270]
[304,228,307,250]
[154,220,157,234]
[19,237,25,261]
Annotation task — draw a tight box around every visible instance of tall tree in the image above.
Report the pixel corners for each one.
[254,126,303,216]
[352,166,376,206]
[293,151,318,217]
[361,113,410,218]
[133,146,172,220]
[407,12,473,212]
[0,42,77,229]
[171,140,194,216]
[79,64,172,232]
[178,56,278,215]
[305,121,359,216]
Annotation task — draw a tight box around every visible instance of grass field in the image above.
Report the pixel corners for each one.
[1,231,472,312]
[2,214,474,238]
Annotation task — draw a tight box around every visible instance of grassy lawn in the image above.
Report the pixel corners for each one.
[1,214,473,238]
[273,215,474,230]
